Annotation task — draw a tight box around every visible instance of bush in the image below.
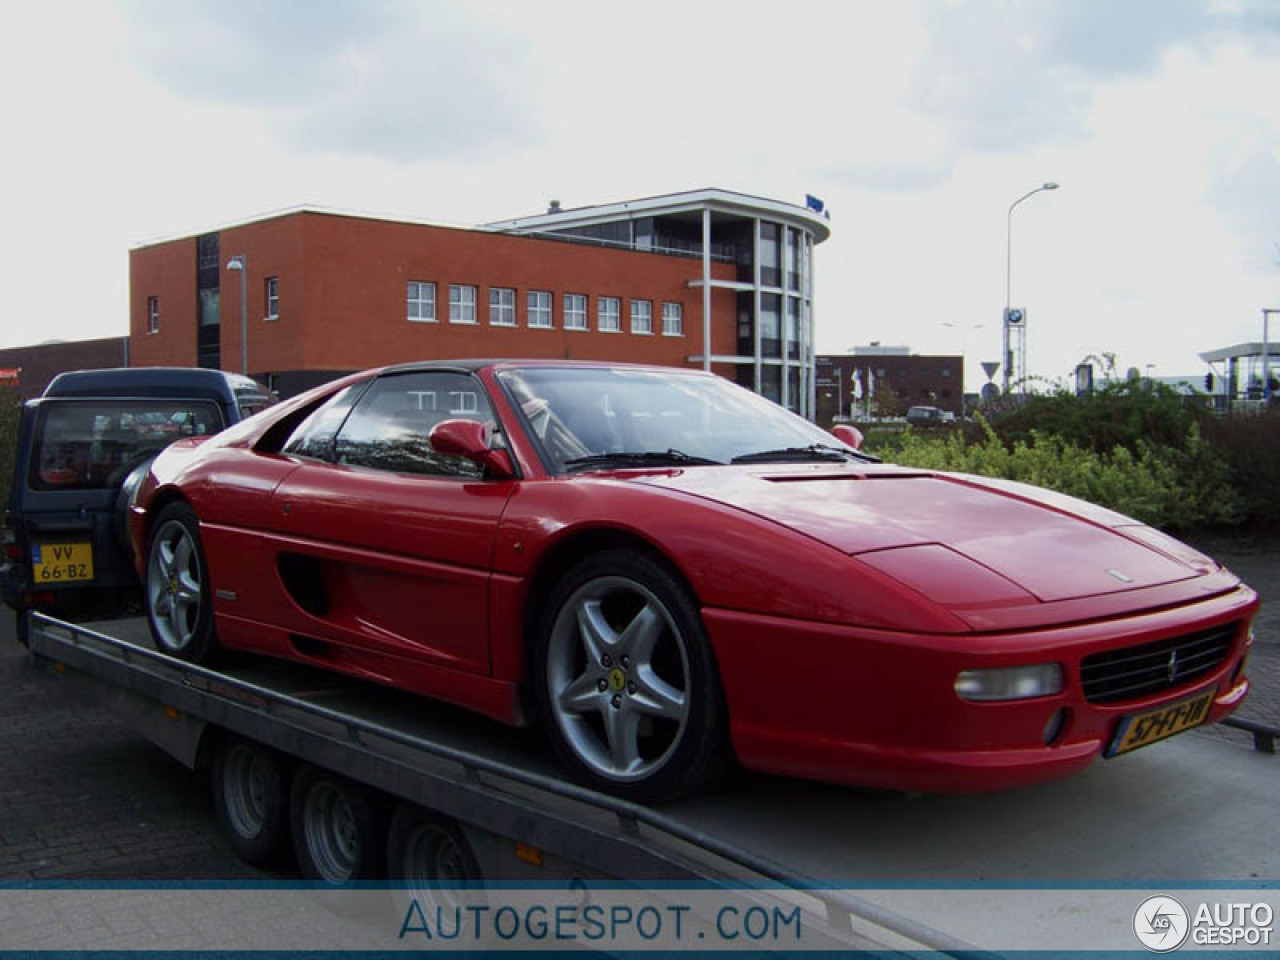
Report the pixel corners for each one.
[0,389,19,510]
[990,379,1207,454]
[883,417,1242,530]
[1200,410,1280,529]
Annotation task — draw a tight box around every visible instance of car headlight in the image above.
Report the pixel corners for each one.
[955,663,1063,702]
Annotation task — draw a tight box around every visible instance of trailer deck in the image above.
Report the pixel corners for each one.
[18,611,1278,952]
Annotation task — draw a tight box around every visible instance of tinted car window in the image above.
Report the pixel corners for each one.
[332,372,496,478]
[29,400,223,491]
[281,383,369,461]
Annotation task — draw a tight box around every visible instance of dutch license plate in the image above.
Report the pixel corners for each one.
[1106,689,1215,757]
[32,542,94,584]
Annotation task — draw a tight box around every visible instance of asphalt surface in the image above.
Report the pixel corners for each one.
[0,535,1274,882]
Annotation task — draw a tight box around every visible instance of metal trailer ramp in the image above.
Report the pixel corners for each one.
[27,612,981,954]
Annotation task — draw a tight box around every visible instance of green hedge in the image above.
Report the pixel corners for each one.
[881,410,1245,531]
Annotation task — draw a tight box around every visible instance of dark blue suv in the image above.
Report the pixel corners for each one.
[3,368,274,641]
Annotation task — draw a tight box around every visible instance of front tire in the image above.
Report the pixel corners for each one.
[145,502,218,663]
[533,549,728,803]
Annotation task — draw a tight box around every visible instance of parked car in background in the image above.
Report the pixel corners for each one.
[3,369,275,640]
[906,404,956,426]
[128,359,1256,801]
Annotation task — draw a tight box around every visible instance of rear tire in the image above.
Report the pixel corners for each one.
[144,501,218,663]
[290,764,386,886]
[211,737,291,866]
[386,803,484,919]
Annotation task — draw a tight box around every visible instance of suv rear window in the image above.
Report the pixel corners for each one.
[29,400,224,491]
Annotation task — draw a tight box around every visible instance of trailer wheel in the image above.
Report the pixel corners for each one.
[144,501,218,663]
[534,549,729,803]
[290,764,386,885]
[211,738,291,866]
[387,803,483,915]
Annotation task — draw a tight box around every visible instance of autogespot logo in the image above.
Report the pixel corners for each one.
[1134,895,1191,952]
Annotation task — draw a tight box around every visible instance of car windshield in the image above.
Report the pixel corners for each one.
[498,366,869,473]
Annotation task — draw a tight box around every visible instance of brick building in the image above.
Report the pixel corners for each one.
[129,189,830,410]
[0,337,130,400]
[815,346,963,425]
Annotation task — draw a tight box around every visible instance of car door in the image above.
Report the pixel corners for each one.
[264,370,516,676]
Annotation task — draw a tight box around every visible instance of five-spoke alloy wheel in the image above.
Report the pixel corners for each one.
[535,550,726,802]
[145,501,218,663]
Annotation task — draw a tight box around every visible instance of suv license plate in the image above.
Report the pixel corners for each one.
[32,542,94,583]
[1106,689,1215,757]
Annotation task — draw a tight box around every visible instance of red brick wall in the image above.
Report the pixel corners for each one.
[129,237,197,367]
[0,338,130,400]
[130,210,741,383]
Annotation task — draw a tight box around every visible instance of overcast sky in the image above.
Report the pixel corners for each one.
[3,0,1279,387]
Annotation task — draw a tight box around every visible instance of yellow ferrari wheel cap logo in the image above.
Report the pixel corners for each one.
[608,668,626,692]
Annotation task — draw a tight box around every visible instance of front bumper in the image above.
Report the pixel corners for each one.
[704,584,1258,793]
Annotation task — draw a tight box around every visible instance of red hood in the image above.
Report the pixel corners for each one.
[634,464,1213,604]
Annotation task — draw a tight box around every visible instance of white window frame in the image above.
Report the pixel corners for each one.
[265,277,279,321]
[630,299,653,335]
[598,296,621,332]
[408,281,437,323]
[489,287,515,326]
[449,284,477,325]
[528,290,553,329]
[147,296,159,334]
[564,293,588,331]
[661,301,683,337]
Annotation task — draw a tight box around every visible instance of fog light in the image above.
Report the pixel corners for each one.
[1042,708,1068,746]
[955,663,1063,702]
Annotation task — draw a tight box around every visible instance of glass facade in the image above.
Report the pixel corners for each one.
[501,194,825,417]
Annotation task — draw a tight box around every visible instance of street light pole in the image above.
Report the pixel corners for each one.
[1264,309,1277,404]
[226,255,248,376]
[942,321,984,417]
[1004,182,1059,393]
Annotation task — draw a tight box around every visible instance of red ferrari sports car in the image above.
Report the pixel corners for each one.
[130,360,1257,801]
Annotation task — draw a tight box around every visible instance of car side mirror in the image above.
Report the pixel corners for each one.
[830,424,864,451]
[429,419,516,480]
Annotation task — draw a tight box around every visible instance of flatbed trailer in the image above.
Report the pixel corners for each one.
[18,612,1279,953]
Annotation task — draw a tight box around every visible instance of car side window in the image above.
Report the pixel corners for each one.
[332,372,496,478]
[280,383,369,461]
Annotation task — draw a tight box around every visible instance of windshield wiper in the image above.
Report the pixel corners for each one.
[563,449,722,473]
[731,443,873,464]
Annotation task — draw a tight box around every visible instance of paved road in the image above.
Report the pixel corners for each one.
[0,536,1273,881]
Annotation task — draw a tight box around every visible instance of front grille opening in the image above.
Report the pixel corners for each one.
[1080,623,1237,705]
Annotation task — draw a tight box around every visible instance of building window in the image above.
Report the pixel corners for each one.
[147,296,159,334]
[489,287,515,326]
[564,293,587,330]
[758,222,781,287]
[630,299,653,335]
[450,284,477,324]
[661,302,683,337]
[598,296,621,332]
[528,290,552,328]
[408,281,437,323]
[265,277,279,320]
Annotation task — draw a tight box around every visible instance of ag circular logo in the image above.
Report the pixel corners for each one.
[1134,895,1190,952]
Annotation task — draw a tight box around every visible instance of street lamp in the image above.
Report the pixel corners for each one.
[1004,182,1059,392]
[226,255,248,375]
[1261,309,1278,405]
[941,321,985,416]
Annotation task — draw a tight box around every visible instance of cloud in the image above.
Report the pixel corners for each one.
[911,0,1280,155]
[119,0,541,162]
